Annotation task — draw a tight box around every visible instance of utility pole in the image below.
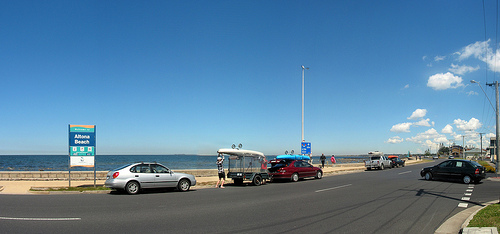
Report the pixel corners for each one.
[486,81,500,174]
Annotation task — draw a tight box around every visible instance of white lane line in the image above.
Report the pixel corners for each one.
[315,184,352,193]
[0,217,81,221]
[398,171,412,175]
[464,193,472,196]
[466,189,473,192]
[461,197,471,201]
[458,203,469,208]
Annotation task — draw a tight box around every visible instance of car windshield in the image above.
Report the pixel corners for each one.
[370,156,381,160]
[111,164,132,171]
[469,161,482,167]
[271,161,290,168]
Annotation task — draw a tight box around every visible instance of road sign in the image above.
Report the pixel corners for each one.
[301,142,311,154]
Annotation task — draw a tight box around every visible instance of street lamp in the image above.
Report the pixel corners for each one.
[471,80,500,174]
[301,65,309,142]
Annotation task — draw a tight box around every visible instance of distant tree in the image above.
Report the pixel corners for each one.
[438,146,450,156]
[425,149,431,156]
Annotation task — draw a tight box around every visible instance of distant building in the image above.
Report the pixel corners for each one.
[489,137,497,163]
[450,145,463,157]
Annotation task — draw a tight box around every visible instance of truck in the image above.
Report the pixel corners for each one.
[364,151,392,170]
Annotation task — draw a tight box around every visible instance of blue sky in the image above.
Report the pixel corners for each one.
[2,1,500,156]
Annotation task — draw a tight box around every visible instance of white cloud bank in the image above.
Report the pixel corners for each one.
[386,136,403,144]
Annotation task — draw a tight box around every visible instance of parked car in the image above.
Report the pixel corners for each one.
[448,155,455,159]
[268,160,322,182]
[365,153,392,170]
[420,159,486,184]
[105,162,196,194]
[432,155,439,160]
[389,157,405,168]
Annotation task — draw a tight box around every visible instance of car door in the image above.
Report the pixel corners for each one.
[302,161,316,177]
[451,161,467,180]
[436,161,455,180]
[151,164,177,188]
[293,161,305,177]
[130,164,156,188]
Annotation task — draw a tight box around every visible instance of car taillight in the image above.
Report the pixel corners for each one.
[113,172,119,179]
[475,168,480,175]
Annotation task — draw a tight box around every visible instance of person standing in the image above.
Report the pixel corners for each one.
[331,155,336,166]
[216,154,225,188]
[320,154,326,168]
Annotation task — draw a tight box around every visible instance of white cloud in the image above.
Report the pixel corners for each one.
[414,118,432,127]
[427,72,464,90]
[434,55,445,61]
[458,40,489,61]
[442,124,453,134]
[386,136,403,144]
[403,84,409,89]
[457,39,500,72]
[449,63,480,75]
[422,56,427,61]
[454,118,482,131]
[408,109,427,120]
[406,128,444,144]
[390,122,412,133]
[467,91,478,96]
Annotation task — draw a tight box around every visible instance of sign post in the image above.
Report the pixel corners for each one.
[301,142,311,155]
[69,125,96,187]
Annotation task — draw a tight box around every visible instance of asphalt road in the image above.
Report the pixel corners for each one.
[1,160,499,234]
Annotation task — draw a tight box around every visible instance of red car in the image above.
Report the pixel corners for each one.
[268,160,323,182]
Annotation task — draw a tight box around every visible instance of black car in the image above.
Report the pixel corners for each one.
[390,158,405,168]
[420,159,486,184]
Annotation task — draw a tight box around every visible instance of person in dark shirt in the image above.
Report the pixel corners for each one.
[320,154,326,168]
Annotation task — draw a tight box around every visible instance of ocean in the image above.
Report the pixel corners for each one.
[0,155,369,171]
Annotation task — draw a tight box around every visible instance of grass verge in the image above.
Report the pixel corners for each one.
[467,203,500,229]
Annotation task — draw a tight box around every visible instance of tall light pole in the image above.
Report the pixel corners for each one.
[301,66,309,142]
[471,80,499,174]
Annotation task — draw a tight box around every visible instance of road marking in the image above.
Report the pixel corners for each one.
[466,189,473,192]
[458,203,469,208]
[468,186,474,189]
[0,217,81,221]
[464,193,472,196]
[398,171,412,175]
[315,184,352,193]
[461,197,471,201]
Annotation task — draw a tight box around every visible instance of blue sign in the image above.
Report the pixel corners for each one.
[301,142,311,154]
[69,132,95,146]
[69,125,96,156]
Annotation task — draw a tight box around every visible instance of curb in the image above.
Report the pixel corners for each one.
[435,200,499,234]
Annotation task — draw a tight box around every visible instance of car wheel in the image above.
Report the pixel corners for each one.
[463,175,472,184]
[315,171,322,179]
[425,172,432,181]
[125,181,140,195]
[291,173,299,182]
[380,164,384,170]
[177,179,190,192]
[252,175,262,186]
[367,167,371,171]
